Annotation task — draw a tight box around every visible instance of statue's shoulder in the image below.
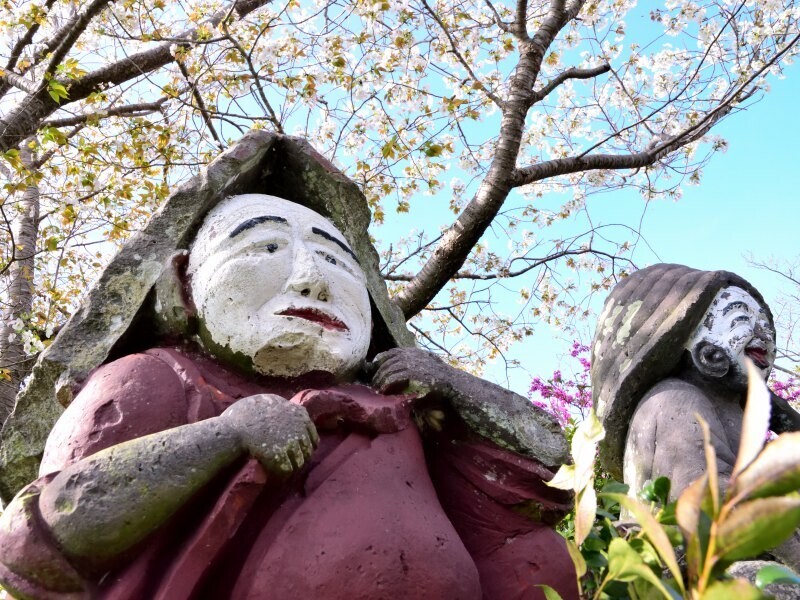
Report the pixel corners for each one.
[636,377,715,420]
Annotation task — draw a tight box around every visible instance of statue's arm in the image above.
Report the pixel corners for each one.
[371,347,568,467]
[628,381,737,500]
[0,358,316,591]
[770,391,800,433]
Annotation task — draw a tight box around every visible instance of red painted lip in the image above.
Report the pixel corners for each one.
[277,308,349,332]
[745,345,769,369]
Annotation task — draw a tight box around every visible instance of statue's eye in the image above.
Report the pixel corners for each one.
[324,254,337,265]
[266,243,278,253]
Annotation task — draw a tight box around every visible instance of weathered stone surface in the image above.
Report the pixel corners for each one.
[0,132,414,502]
[591,263,775,480]
[727,560,800,600]
[371,347,569,467]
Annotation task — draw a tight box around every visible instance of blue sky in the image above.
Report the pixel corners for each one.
[481,60,800,395]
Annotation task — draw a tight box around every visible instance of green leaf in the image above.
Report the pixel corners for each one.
[575,482,597,546]
[640,477,671,505]
[701,578,768,599]
[755,563,800,589]
[47,80,69,104]
[697,417,720,516]
[546,464,576,491]
[605,539,680,599]
[603,493,685,594]
[729,431,800,502]
[676,472,710,541]
[564,538,587,579]
[535,584,563,600]
[571,409,605,491]
[716,496,800,562]
[676,475,711,581]
[731,359,772,480]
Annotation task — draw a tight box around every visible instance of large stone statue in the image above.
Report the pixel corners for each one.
[591,263,800,501]
[0,133,576,599]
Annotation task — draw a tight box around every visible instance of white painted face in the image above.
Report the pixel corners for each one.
[685,286,776,379]
[188,194,372,378]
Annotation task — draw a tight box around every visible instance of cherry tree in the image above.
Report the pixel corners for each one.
[1,0,798,420]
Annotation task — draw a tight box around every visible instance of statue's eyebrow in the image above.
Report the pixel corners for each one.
[311,226,359,263]
[229,215,288,238]
[722,300,749,316]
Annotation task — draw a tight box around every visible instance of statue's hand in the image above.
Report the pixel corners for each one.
[371,347,455,397]
[372,347,568,465]
[221,394,319,477]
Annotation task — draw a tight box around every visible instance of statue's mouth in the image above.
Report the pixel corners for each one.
[277,308,349,332]
[745,343,769,369]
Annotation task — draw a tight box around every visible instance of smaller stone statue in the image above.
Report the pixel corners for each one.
[591,263,800,567]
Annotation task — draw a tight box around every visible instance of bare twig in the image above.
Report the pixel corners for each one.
[420,0,503,108]
[43,0,115,79]
[41,99,169,128]
[530,63,611,104]
[176,60,223,147]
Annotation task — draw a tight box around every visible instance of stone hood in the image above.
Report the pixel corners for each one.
[0,131,414,501]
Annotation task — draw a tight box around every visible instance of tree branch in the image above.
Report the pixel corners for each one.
[176,60,223,147]
[513,0,530,40]
[386,248,624,281]
[221,24,284,132]
[0,70,40,95]
[483,0,512,34]
[513,30,800,187]
[530,63,611,104]
[0,0,273,152]
[0,0,58,99]
[40,99,169,128]
[420,0,503,108]
[44,0,115,79]
[394,0,585,319]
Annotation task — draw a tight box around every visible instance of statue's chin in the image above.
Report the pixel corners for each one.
[250,335,360,380]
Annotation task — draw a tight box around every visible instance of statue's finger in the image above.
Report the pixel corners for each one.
[297,431,315,457]
[378,372,411,394]
[372,348,402,366]
[287,444,305,471]
[306,423,320,447]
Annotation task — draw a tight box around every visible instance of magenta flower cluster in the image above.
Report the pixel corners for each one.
[530,340,800,429]
[771,374,800,405]
[529,341,592,428]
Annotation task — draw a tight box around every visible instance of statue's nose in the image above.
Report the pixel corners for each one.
[282,245,331,302]
[754,320,774,344]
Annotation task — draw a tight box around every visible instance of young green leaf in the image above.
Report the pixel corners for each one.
[640,476,671,506]
[716,496,800,562]
[604,538,681,599]
[602,493,685,595]
[731,359,772,480]
[571,409,605,491]
[676,473,712,582]
[564,538,587,580]
[755,563,800,589]
[535,584,564,600]
[575,484,597,547]
[698,417,720,517]
[546,464,576,491]
[700,578,768,599]
[729,432,800,502]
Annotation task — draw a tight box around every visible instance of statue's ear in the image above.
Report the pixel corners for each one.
[690,340,730,379]
[153,250,197,337]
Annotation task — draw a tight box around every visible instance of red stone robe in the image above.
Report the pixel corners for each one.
[0,347,577,599]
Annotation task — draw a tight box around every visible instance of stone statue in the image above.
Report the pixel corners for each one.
[591,263,800,562]
[0,133,576,599]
